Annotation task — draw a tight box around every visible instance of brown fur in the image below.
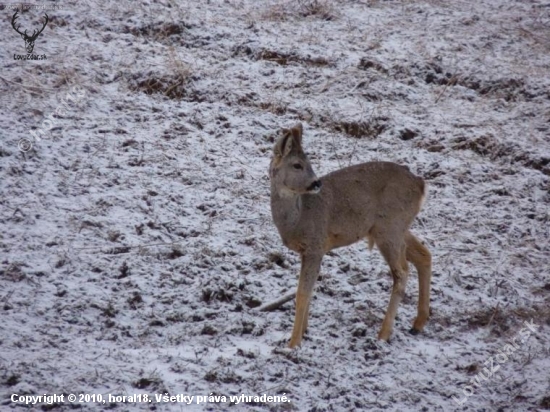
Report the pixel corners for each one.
[270,123,432,348]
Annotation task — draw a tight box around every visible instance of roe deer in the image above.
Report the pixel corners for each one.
[269,123,432,348]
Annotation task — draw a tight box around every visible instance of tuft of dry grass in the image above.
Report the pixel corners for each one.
[262,0,339,21]
[128,71,191,100]
[461,304,550,337]
[123,21,191,43]
[451,134,550,175]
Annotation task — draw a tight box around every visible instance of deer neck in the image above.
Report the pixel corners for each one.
[270,185,304,235]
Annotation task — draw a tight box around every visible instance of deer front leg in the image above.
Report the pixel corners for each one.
[378,266,409,341]
[288,253,322,348]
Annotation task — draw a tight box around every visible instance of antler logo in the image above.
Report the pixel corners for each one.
[11,11,49,54]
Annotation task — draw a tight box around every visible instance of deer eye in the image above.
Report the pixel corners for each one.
[293,163,303,170]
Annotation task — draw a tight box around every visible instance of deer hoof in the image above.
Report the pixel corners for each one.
[408,327,421,335]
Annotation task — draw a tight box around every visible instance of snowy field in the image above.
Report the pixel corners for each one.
[1,0,549,410]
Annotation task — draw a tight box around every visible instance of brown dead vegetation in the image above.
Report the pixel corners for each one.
[331,118,389,139]
[233,45,332,67]
[452,134,550,175]
[128,71,195,101]
[263,0,338,21]
[387,61,550,102]
[461,304,550,337]
[123,21,191,41]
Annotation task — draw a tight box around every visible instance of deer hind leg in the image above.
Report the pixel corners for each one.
[405,231,432,334]
[289,253,322,348]
[376,238,409,341]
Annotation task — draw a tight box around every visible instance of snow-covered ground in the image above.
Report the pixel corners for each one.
[1,0,549,410]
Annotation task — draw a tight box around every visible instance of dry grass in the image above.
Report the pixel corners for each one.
[262,0,339,21]
[461,304,550,337]
[128,71,191,100]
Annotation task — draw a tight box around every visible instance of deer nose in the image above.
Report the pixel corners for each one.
[307,180,322,193]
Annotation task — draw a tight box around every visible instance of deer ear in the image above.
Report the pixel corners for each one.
[274,130,294,158]
[290,123,303,146]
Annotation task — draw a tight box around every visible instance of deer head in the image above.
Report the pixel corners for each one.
[11,11,49,54]
[270,123,322,195]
